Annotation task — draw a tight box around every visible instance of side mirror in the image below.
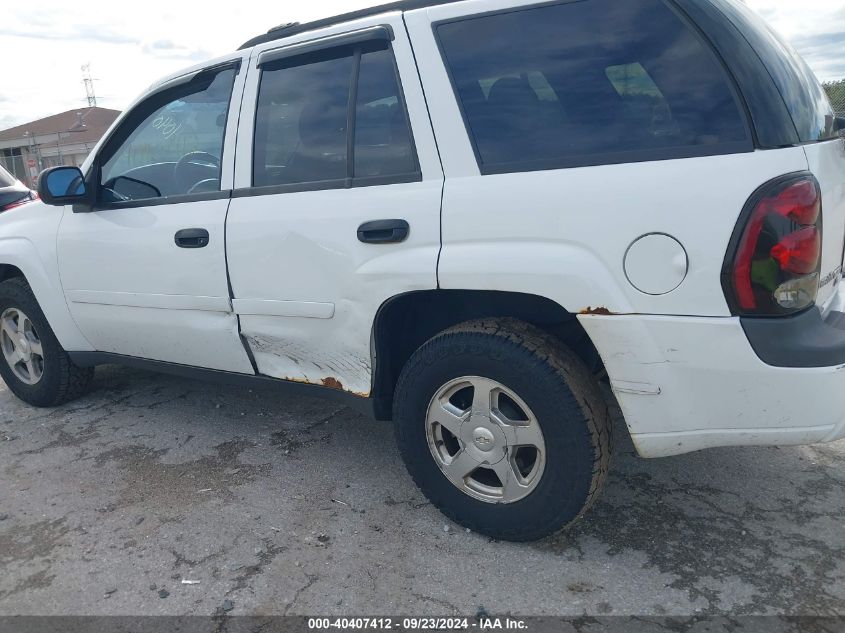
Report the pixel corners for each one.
[37,166,87,206]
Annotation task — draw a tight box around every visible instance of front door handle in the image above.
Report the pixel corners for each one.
[357,219,410,244]
[175,228,210,249]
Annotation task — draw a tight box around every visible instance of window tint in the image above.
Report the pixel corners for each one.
[708,0,836,143]
[254,51,353,188]
[436,0,750,173]
[354,48,416,179]
[100,68,236,202]
[253,42,417,189]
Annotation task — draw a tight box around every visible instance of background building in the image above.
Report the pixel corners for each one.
[0,107,120,187]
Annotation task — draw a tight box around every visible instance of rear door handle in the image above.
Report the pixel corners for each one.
[357,219,409,244]
[175,228,210,249]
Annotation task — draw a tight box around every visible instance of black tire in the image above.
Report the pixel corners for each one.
[394,318,611,542]
[0,277,93,407]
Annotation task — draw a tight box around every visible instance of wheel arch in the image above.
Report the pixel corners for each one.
[0,241,93,353]
[370,289,605,420]
[0,263,25,284]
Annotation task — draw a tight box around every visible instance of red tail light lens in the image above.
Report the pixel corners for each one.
[765,180,820,225]
[770,226,821,275]
[723,174,822,316]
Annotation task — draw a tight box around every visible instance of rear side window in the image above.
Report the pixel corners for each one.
[436,0,751,174]
[254,51,353,187]
[354,48,416,181]
[708,0,837,143]
[253,41,418,190]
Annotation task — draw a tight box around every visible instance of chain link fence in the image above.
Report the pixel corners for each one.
[824,81,845,116]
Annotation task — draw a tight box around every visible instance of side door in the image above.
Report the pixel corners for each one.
[56,59,255,373]
[226,14,443,395]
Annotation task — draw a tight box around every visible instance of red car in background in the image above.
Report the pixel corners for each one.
[0,164,37,212]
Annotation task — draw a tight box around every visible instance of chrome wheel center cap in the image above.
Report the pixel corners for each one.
[472,426,496,452]
[17,337,30,360]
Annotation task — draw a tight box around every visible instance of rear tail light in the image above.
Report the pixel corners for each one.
[723,173,822,316]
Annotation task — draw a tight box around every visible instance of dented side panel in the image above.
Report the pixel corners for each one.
[227,13,444,396]
[580,312,845,457]
[239,313,373,396]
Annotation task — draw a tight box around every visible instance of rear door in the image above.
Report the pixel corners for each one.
[226,14,443,395]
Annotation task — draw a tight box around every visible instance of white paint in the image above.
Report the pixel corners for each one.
[50,50,255,373]
[623,234,688,296]
[803,141,845,307]
[226,12,443,393]
[0,205,93,351]
[580,286,845,457]
[405,0,811,317]
[56,194,253,373]
[232,299,335,319]
[633,425,837,458]
[67,290,231,312]
[0,0,842,461]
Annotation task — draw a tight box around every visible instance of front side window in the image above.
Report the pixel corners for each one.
[253,40,418,189]
[436,0,752,173]
[99,67,236,203]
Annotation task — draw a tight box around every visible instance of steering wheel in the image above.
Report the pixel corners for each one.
[174,151,221,194]
[187,178,221,195]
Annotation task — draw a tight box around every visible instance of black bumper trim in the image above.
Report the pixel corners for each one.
[741,303,845,368]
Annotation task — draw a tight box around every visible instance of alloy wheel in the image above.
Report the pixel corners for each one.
[425,376,546,504]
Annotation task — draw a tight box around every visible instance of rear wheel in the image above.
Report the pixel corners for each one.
[394,318,610,542]
[0,277,93,407]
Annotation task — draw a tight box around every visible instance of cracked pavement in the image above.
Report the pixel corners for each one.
[0,365,843,617]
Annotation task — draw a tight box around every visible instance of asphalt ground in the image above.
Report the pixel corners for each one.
[0,365,843,620]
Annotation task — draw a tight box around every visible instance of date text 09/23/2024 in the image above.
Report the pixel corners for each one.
[307,617,528,630]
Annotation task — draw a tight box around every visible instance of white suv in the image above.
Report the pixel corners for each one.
[1,0,843,541]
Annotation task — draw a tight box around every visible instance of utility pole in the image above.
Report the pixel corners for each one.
[81,63,97,107]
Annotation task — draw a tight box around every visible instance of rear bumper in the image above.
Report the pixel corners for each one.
[741,275,845,368]
[579,280,845,457]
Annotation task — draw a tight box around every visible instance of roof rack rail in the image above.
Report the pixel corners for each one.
[267,22,300,34]
[238,0,466,50]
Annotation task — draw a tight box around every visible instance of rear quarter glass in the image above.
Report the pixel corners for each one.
[434,0,752,175]
[707,0,837,143]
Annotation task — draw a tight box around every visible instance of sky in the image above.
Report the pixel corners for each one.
[1,0,843,130]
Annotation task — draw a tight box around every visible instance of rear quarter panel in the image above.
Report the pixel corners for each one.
[405,2,809,316]
[804,139,845,307]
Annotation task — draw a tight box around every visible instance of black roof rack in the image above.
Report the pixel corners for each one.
[238,0,467,50]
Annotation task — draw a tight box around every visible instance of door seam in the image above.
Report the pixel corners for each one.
[403,13,446,290]
[225,48,260,374]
